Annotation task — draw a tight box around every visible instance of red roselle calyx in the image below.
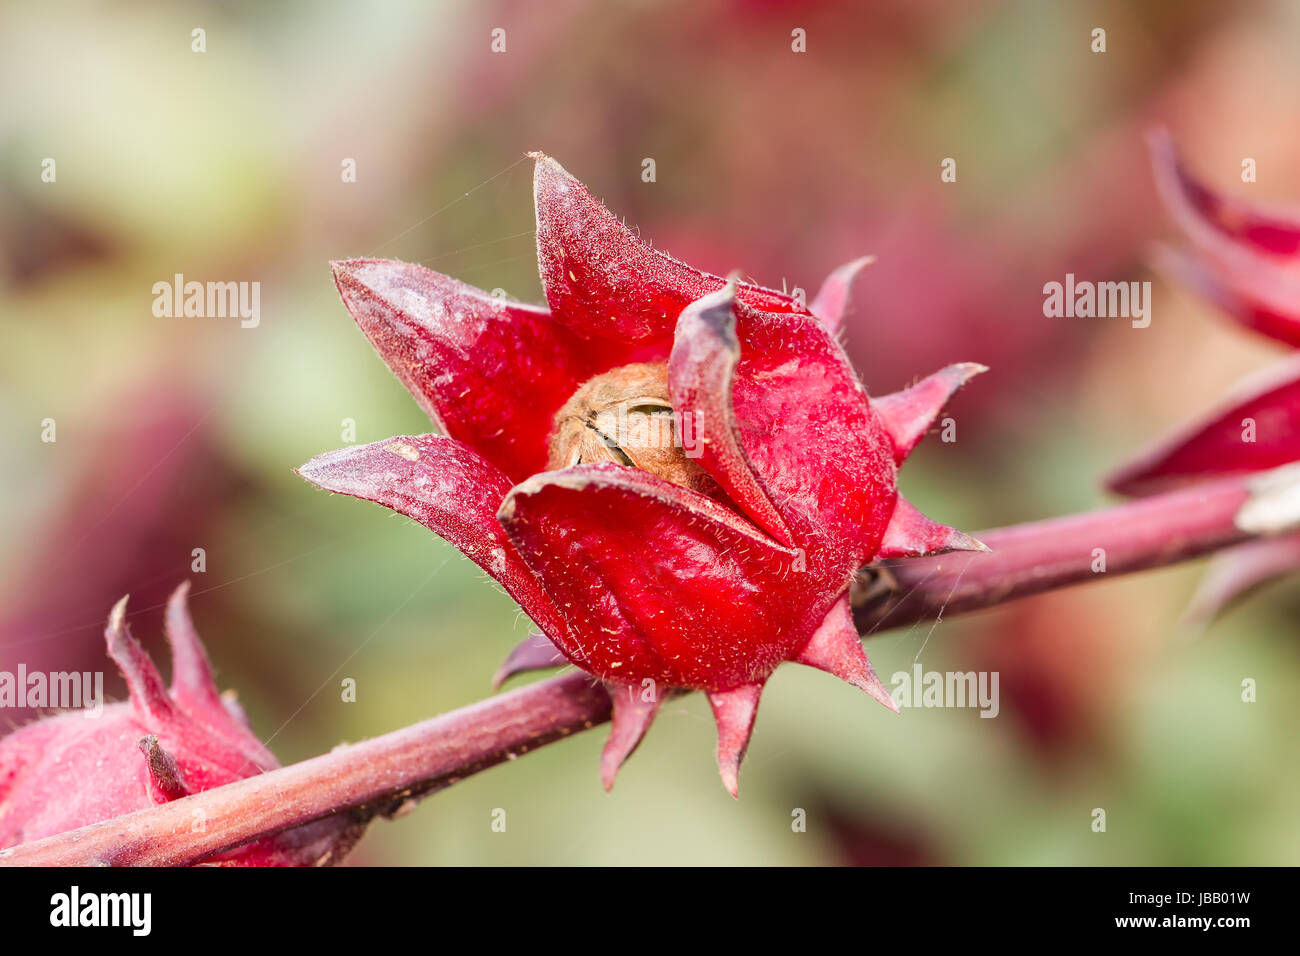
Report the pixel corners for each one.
[1106,134,1300,621]
[298,153,988,796]
[1117,132,1300,496]
[0,584,363,865]
[1149,128,1300,348]
[1108,354,1300,497]
[1105,329,1300,623]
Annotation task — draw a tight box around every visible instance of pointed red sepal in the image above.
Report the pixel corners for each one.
[330,258,602,482]
[165,582,224,717]
[1148,131,1300,348]
[600,683,664,792]
[707,683,764,798]
[491,633,566,691]
[729,308,897,566]
[794,593,899,713]
[877,495,989,559]
[138,735,192,802]
[669,283,794,544]
[1107,353,1300,496]
[1150,128,1300,257]
[297,434,567,643]
[810,256,874,336]
[532,152,807,344]
[1151,244,1300,349]
[498,463,802,692]
[163,584,279,768]
[106,596,174,723]
[872,363,987,464]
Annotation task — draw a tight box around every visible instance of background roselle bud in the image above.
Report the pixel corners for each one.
[0,584,363,865]
[1108,351,1300,625]
[1107,135,1300,623]
[1149,129,1300,348]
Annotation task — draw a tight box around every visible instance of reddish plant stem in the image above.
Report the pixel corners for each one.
[0,673,610,866]
[854,474,1256,631]
[0,472,1276,867]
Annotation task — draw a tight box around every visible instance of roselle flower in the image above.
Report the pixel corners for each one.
[1150,129,1300,347]
[299,153,986,795]
[0,584,362,864]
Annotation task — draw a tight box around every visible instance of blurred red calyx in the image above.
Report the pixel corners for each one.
[1108,354,1300,496]
[1122,131,1300,494]
[0,584,361,865]
[1149,129,1300,347]
[299,153,986,795]
[1108,132,1300,622]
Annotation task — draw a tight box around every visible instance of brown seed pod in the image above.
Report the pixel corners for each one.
[547,361,711,493]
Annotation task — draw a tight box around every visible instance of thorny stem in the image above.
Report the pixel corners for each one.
[0,470,1286,866]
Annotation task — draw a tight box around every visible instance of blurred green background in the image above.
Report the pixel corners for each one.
[2,0,1299,864]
